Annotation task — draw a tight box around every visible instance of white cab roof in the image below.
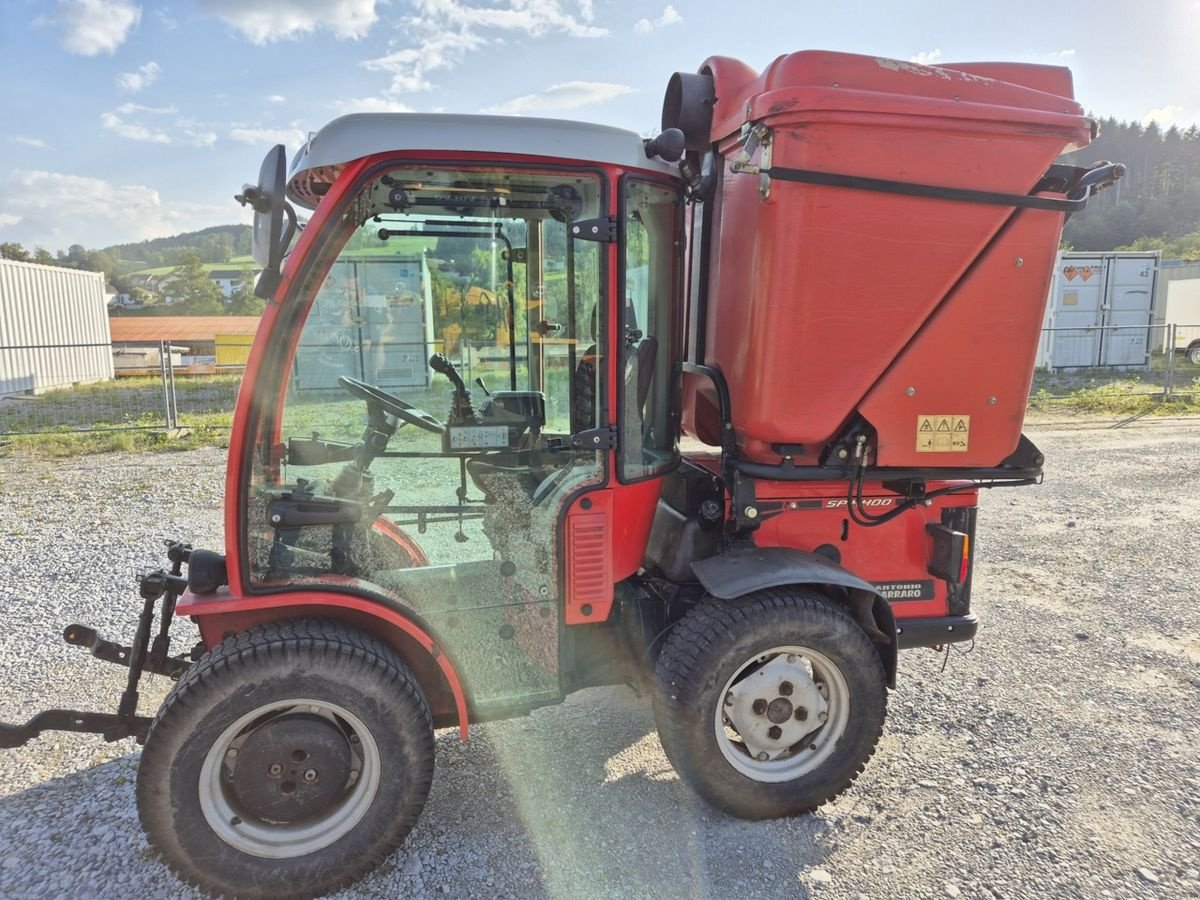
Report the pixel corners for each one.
[287,113,677,208]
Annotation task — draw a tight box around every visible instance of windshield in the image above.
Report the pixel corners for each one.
[243,163,606,715]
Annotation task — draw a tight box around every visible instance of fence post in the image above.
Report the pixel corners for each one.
[166,343,179,428]
[159,340,172,431]
[1165,324,1176,398]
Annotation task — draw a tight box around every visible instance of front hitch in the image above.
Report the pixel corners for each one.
[0,541,196,749]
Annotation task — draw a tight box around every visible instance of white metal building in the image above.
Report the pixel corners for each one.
[0,260,114,396]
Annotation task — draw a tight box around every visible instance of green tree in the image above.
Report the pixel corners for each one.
[167,250,225,315]
[1,242,31,261]
[32,247,54,264]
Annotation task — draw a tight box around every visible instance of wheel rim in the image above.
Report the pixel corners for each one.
[198,699,382,859]
[714,645,851,783]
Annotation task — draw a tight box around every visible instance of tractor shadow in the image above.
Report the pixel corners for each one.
[0,687,837,899]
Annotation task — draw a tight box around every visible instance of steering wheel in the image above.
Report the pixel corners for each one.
[338,376,445,434]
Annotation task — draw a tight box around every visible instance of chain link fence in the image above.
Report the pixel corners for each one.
[1033,323,1200,403]
[3,327,1199,439]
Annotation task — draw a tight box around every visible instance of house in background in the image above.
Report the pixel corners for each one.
[109,316,261,373]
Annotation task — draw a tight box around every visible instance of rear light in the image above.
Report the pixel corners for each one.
[927,524,970,585]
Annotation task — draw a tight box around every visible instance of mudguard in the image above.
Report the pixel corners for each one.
[692,546,898,687]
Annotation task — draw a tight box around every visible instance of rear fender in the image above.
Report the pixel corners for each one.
[177,588,470,739]
[692,547,898,687]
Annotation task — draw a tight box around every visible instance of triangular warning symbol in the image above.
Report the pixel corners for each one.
[919,419,933,432]
[937,419,951,432]
[955,419,968,432]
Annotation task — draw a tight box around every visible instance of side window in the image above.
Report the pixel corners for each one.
[620,180,681,480]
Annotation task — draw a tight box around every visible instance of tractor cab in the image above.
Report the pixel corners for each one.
[229,115,683,719]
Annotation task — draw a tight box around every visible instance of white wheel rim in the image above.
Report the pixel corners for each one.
[714,645,851,783]
[198,699,382,858]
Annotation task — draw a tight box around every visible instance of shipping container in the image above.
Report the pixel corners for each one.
[294,255,436,392]
[0,260,114,396]
[1037,251,1159,371]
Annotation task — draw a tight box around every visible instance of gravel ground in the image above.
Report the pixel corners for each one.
[1,417,1198,899]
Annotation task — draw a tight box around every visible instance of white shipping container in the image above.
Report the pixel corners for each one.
[0,260,115,396]
[1038,251,1158,371]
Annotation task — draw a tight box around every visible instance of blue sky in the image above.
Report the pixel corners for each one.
[2,0,1198,252]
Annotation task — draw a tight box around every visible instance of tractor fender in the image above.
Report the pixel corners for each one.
[177,588,471,739]
[691,547,898,687]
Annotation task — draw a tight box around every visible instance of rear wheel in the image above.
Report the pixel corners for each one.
[137,619,435,898]
[653,588,887,819]
[1188,344,1200,366]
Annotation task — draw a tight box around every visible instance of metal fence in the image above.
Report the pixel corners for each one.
[3,327,1199,439]
[1034,323,1200,401]
[0,339,471,438]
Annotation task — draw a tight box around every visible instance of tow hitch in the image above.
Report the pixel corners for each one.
[0,542,195,749]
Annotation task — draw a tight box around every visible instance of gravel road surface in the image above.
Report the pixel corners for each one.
[1,417,1198,899]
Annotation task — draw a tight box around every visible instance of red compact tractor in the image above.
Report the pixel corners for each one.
[3,51,1120,896]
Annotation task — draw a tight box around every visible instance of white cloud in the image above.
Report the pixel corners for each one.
[362,30,486,93]
[199,0,380,43]
[634,5,681,33]
[362,1,606,99]
[101,111,171,143]
[484,81,635,115]
[1142,105,1185,128]
[229,126,309,149]
[12,136,48,149]
[335,97,416,114]
[154,8,177,29]
[117,61,161,93]
[0,170,240,250]
[116,102,177,115]
[267,94,287,104]
[52,0,142,55]
[909,49,943,66]
[178,119,219,148]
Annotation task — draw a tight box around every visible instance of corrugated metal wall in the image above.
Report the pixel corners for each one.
[0,260,114,396]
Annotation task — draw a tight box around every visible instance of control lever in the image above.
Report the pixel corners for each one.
[429,353,476,425]
[475,377,491,397]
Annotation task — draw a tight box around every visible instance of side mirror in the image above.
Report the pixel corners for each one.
[235,144,297,299]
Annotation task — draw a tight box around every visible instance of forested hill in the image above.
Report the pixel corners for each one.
[103,224,252,268]
[1061,117,1200,257]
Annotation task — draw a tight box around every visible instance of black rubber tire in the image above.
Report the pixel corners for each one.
[136,619,435,899]
[1188,344,1200,366]
[653,588,887,819]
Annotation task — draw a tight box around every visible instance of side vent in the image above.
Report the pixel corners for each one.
[565,491,614,625]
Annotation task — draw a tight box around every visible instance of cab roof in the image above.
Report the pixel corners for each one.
[287,113,677,209]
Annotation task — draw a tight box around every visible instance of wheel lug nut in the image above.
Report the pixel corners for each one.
[795,706,808,722]
[768,726,782,740]
[268,763,282,777]
[779,681,793,696]
[818,711,828,722]
[756,751,769,762]
[303,768,318,783]
[752,699,768,715]
[226,748,238,759]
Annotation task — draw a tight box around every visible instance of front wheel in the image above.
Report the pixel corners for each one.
[1188,344,1200,366]
[137,619,435,898]
[653,588,887,819]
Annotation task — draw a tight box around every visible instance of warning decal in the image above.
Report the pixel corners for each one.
[916,414,970,452]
